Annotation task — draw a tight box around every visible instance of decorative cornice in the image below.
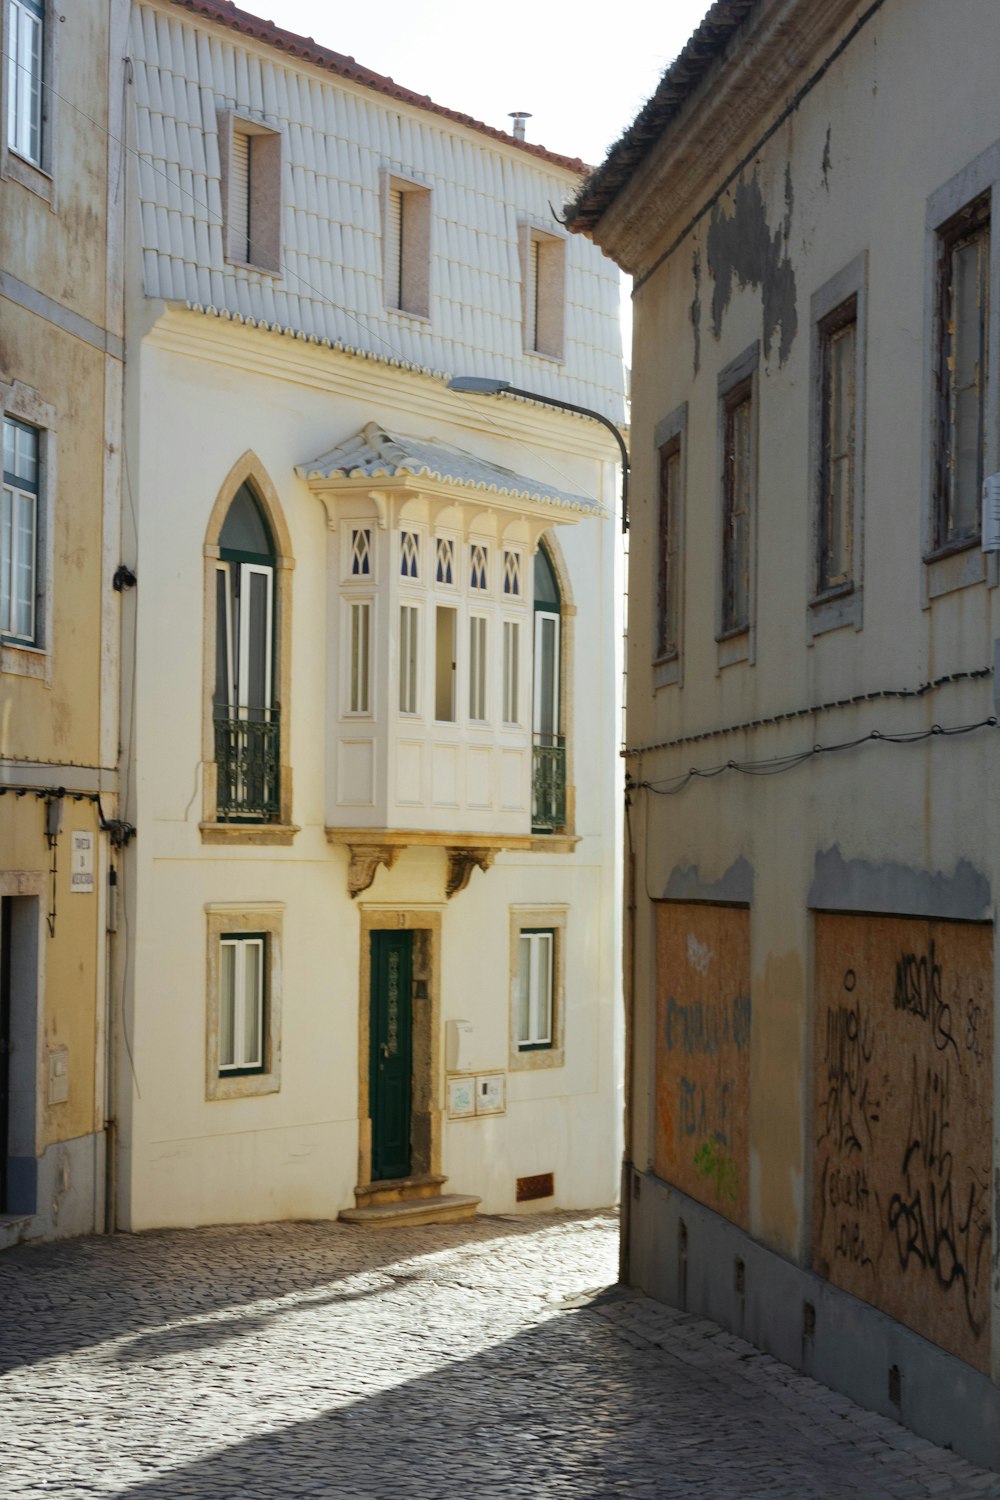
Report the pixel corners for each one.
[146,305,621,465]
[576,0,877,277]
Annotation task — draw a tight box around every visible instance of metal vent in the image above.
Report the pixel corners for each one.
[516,1171,554,1202]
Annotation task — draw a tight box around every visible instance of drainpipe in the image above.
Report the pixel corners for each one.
[620,787,636,1285]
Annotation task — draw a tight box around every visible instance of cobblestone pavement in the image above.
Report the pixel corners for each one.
[2,1210,999,1498]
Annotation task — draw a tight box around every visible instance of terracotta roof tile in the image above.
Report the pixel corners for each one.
[166,0,590,175]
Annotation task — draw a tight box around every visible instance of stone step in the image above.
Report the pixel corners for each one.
[339,1193,480,1229]
[354,1173,447,1208]
[0,1214,35,1252]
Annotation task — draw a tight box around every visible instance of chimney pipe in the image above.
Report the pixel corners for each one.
[508,111,531,142]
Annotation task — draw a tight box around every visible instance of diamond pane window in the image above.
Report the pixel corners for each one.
[503,550,521,596]
[436,537,454,585]
[400,530,419,579]
[351,528,372,577]
[470,543,488,591]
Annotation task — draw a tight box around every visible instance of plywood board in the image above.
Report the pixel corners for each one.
[655,903,751,1229]
[813,914,992,1372]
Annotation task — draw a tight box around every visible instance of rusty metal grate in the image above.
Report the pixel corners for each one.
[516,1172,554,1203]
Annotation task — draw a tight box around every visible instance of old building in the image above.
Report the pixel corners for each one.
[0,0,127,1246]
[114,0,624,1230]
[569,0,1000,1468]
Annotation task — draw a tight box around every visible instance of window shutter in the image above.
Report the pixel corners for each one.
[527,237,540,351]
[386,188,403,308]
[230,129,251,262]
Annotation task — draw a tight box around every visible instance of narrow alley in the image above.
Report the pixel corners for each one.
[2,1211,997,1498]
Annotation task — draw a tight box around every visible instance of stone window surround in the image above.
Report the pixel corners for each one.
[205,902,283,1101]
[200,451,297,844]
[217,109,283,276]
[380,167,432,322]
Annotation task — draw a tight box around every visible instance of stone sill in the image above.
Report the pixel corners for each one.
[200,822,300,846]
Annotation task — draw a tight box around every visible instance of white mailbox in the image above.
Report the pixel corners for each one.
[446,1019,475,1073]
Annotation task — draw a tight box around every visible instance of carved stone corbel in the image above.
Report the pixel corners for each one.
[347,844,399,898]
[445,847,495,899]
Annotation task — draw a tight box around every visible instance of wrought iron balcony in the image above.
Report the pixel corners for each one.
[214,711,280,820]
[532,733,566,833]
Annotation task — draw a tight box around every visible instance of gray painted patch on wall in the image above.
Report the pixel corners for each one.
[690,249,702,375]
[664,856,754,905]
[809,846,991,921]
[707,172,798,363]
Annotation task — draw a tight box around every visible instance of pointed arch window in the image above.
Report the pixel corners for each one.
[532,542,565,832]
[214,483,279,820]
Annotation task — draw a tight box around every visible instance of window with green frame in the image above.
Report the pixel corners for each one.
[214,483,279,819]
[518,928,554,1050]
[219,932,266,1074]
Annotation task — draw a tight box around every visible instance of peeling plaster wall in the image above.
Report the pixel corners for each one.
[619,0,1000,1455]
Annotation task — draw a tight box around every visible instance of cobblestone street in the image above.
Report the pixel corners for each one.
[1,1210,998,1498]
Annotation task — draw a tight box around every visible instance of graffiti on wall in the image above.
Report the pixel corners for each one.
[813,914,992,1372]
[655,904,751,1229]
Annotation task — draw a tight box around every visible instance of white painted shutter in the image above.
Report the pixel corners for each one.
[230,129,250,261]
[386,188,402,308]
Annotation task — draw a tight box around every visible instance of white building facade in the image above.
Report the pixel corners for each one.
[116,0,624,1230]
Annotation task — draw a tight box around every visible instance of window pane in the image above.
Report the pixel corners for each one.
[241,942,262,1067]
[1,487,11,634]
[351,603,370,713]
[534,614,559,737]
[820,317,856,589]
[469,617,486,721]
[723,394,752,631]
[535,934,553,1044]
[658,445,680,657]
[214,566,233,711]
[13,489,34,639]
[399,604,418,714]
[503,621,519,724]
[518,936,532,1043]
[245,569,270,714]
[435,606,455,721]
[219,942,236,1067]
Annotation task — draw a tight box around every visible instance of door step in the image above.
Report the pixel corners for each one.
[339,1193,480,1229]
[0,1214,35,1251]
[353,1172,448,1208]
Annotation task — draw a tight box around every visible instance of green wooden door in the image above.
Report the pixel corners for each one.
[370,930,413,1181]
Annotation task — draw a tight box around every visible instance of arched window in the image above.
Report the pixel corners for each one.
[532,541,565,832]
[214,483,278,819]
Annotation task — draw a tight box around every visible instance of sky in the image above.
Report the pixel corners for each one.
[261,1,712,169]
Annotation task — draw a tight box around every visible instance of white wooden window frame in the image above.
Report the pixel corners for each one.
[6,0,42,165]
[215,560,274,714]
[2,416,38,643]
[533,609,561,738]
[219,933,265,1072]
[0,383,54,679]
